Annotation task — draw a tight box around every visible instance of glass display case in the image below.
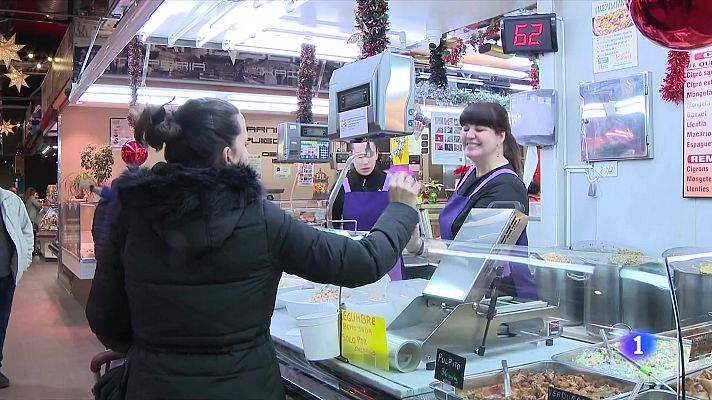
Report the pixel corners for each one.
[37,205,59,260]
[269,210,712,400]
[276,200,328,227]
[59,202,96,279]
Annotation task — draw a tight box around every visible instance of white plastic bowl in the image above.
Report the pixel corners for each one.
[275,277,310,309]
[279,288,369,319]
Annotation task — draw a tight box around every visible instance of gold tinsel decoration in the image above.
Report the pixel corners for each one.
[0,34,24,69]
[5,66,28,92]
[0,120,14,135]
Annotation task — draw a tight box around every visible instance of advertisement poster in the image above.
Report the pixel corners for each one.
[341,311,388,371]
[275,165,291,180]
[298,164,314,186]
[683,48,712,198]
[109,118,132,149]
[592,0,638,74]
[390,137,409,165]
[431,113,464,166]
[248,155,262,178]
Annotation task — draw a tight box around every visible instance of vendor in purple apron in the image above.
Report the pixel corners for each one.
[331,140,405,281]
[411,103,537,299]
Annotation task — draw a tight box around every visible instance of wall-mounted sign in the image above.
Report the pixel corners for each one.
[591,0,638,74]
[684,48,712,198]
[109,118,132,149]
[501,13,558,55]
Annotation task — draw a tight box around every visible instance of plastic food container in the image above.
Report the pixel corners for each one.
[279,288,369,319]
[296,312,340,361]
[275,277,310,309]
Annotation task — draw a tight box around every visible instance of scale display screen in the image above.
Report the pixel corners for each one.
[299,140,330,161]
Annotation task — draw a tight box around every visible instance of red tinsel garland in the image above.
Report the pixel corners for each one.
[355,0,390,59]
[660,50,689,105]
[127,36,143,110]
[297,43,316,124]
[443,37,466,66]
[529,53,540,90]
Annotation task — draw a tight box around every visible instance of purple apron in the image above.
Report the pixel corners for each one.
[438,167,537,300]
[342,174,404,281]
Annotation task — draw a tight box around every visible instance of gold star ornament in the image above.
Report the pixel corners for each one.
[5,66,28,92]
[0,34,24,68]
[0,120,14,135]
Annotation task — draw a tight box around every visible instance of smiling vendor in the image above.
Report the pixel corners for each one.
[408,102,537,299]
[331,140,405,281]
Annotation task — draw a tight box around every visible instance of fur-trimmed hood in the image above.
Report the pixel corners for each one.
[113,163,263,222]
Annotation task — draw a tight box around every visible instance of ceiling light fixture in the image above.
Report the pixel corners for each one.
[36,63,42,69]
[455,64,530,79]
[41,146,50,154]
[27,53,33,59]
[47,56,53,62]
[226,45,355,63]
[139,1,195,41]
[509,83,533,91]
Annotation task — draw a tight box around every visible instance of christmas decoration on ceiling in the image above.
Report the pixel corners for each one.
[429,41,448,89]
[297,43,316,124]
[0,34,24,68]
[127,36,144,108]
[443,37,466,66]
[5,66,29,92]
[0,120,14,135]
[354,0,390,59]
[660,50,689,104]
[529,54,540,90]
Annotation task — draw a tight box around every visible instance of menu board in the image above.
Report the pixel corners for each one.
[431,113,465,165]
[683,48,712,198]
[591,0,638,74]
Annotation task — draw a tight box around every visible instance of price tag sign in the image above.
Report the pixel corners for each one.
[341,310,389,371]
[435,348,466,390]
[548,387,592,400]
[690,331,712,362]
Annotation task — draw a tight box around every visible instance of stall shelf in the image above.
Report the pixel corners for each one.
[271,219,712,400]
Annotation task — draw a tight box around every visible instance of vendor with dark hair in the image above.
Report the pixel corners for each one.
[330,139,405,281]
[407,102,537,299]
[85,98,420,399]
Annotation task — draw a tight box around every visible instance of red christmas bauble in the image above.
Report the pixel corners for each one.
[121,140,148,166]
[629,0,712,50]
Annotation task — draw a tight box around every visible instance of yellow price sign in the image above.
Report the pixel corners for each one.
[341,310,389,371]
[390,137,409,166]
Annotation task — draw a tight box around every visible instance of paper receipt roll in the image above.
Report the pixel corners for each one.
[387,334,422,373]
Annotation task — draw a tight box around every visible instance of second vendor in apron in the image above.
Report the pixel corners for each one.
[331,140,404,281]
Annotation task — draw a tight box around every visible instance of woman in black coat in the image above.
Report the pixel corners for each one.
[85,98,420,400]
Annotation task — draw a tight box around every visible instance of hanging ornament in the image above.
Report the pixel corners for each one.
[127,36,143,108]
[429,42,448,89]
[121,140,148,167]
[629,0,712,50]
[0,34,24,69]
[443,37,466,66]
[0,120,14,135]
[297,43,316,124]
[355,0,390,59]
[529,53,540,90]
[660,50,689,104]
[5,66,29,92]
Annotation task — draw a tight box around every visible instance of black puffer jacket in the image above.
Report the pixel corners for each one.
[85,163,417,400]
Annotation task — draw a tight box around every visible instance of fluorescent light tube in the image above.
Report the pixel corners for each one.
[420,105,465,114]
[41,146,50,154]
[457,64,530,79]
[509,84,533,91]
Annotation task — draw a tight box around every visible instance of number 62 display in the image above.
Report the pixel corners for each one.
[501,13,559,55]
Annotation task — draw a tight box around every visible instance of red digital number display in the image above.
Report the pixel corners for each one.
[513,23,544,47]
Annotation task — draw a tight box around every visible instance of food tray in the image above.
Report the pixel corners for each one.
[429,361,638,400]
[552,336,706,383]
[668,367,712,400]
[631,389,679,399]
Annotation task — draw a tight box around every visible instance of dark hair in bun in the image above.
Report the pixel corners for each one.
[132,98,242,168]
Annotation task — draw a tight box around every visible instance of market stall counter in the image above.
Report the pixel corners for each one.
[270,216,712,400]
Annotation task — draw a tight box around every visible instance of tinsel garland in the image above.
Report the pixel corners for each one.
[415,81,510,109]
[443,37,466,66]
[529,53,540,90]
[127,36,143,110]
[429,43,448,89]
[660,50,689,105]
[469,20,501,52]
[355,0,390,59]
[297,43,316,123]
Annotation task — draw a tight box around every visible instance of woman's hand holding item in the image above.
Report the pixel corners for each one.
[388,172,420,210]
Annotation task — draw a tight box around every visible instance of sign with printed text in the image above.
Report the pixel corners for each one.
[548,387,592,400]
[341,310,388,371]
[690,331,712,362]
[391,137,409,165]
[434,348,466,390]
[684,46,712,198]
[592,0,638,74]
